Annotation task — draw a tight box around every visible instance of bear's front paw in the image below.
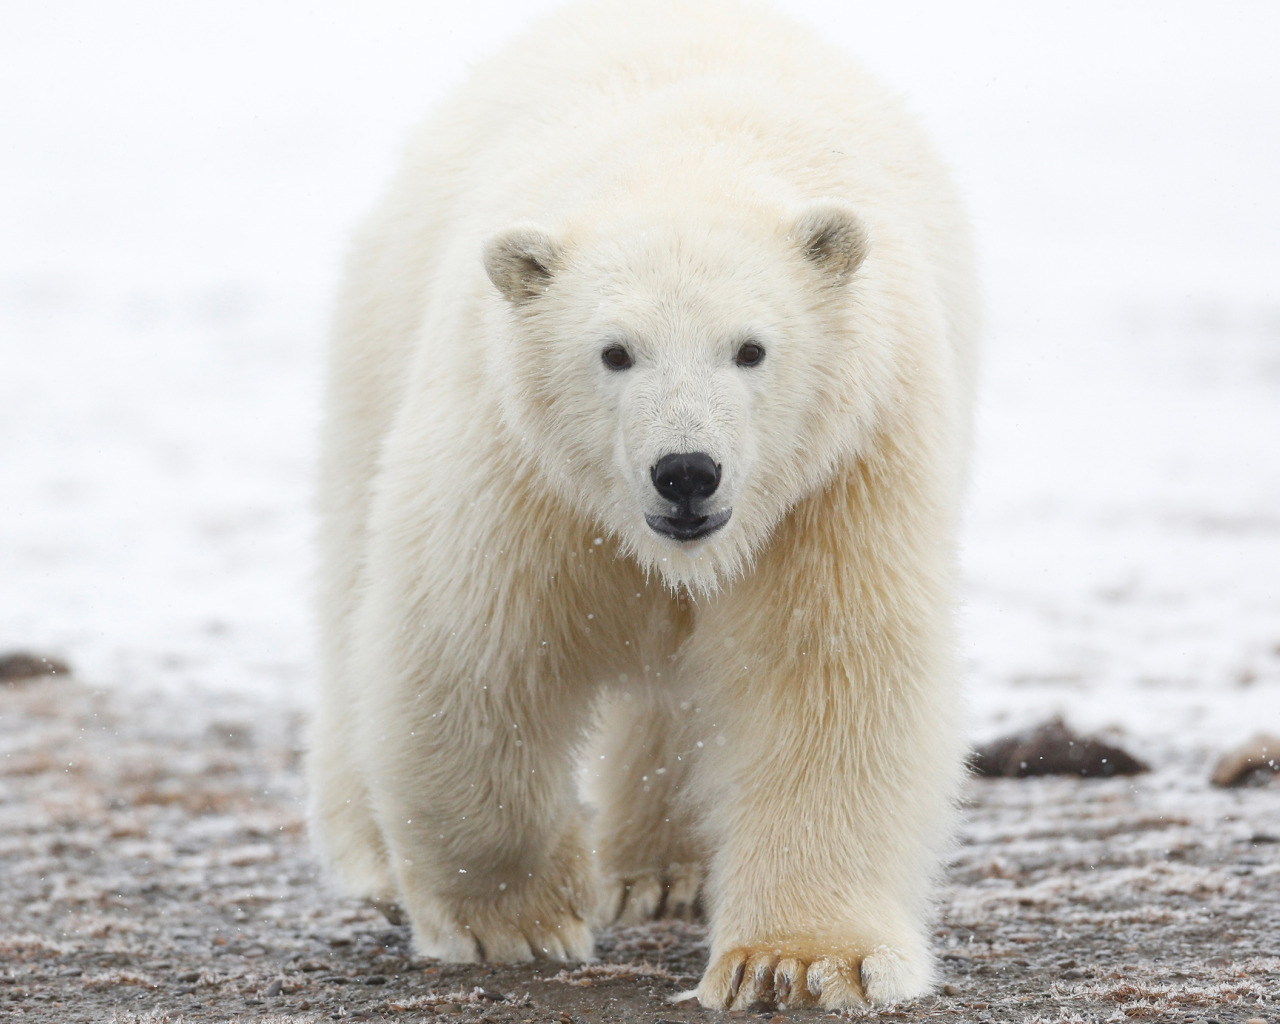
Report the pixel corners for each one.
[689,941,929,1010]
[413,896,594,964]
[599,861,703,926]
[464,906,593,963]
[394,813,599,963]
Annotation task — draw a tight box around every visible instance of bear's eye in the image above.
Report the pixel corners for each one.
[735,341,765,367]
[601,345,633,370]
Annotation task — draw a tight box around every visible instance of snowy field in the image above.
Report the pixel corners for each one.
[2,0,1278,764]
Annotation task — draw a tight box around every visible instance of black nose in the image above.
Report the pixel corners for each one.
[650,452,721,502]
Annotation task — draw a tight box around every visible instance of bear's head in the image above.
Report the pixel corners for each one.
[483,200,887,594]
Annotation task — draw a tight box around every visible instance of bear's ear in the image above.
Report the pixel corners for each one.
[483,224,563,304]
[790,201,870,282]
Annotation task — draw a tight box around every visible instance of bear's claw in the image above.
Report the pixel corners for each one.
[416,907,594,964]
[602,862,703,925]
[689,942,926,1010]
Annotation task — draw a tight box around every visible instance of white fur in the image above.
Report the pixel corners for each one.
[308,0,979,1008]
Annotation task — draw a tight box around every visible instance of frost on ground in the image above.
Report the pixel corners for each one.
[2,674,1277,1024]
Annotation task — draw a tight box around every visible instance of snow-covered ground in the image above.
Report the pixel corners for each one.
[3,1,1278,760]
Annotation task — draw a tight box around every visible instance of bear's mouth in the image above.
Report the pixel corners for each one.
[644,508,732,542]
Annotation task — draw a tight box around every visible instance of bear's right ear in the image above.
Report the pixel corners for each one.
[483,225,563,304]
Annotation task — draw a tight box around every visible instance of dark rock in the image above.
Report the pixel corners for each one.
[971,717,1148,778]
[0,651,71,683]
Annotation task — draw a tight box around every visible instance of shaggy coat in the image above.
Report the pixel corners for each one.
[309,0,979,1009]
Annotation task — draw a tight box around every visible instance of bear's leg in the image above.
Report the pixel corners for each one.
[307,698,395,902]
[689,672,956,1009]
[354,579,599,962]
[584,692,705,926]
[684,461,965,1010]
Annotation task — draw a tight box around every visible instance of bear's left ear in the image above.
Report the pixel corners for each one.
[790,201,870,283]
[483,224,563,304]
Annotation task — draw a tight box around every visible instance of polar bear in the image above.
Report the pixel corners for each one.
[308,0,978,1010]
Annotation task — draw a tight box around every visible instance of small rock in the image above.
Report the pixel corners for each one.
[362,975,388,986]
[177,971,201,983]
[1211,734,1280,787]
[971,717,1148,778]
[0,651,70,683]
[477,988,505,1001]
[942,984,960,996]
[264,980,283,996]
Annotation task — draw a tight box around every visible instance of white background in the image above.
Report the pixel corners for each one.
[2,1,1278,760]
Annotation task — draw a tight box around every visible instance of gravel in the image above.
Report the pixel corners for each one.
[2,676,1277,1023]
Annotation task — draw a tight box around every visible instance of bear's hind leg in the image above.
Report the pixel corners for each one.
[307,700,396,904]
[584,691,706,926]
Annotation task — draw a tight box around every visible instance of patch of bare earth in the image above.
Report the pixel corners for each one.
[1,679,1277,1023]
